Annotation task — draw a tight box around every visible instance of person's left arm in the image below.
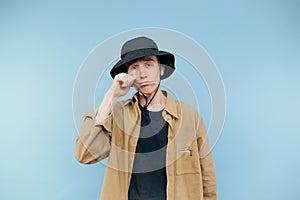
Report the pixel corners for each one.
[196,113,218,200]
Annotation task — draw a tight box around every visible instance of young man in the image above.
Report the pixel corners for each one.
[75,36,217,200]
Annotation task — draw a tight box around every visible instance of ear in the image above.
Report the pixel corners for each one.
[160,65,165,76]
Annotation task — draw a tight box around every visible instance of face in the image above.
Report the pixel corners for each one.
[127,56,164,95]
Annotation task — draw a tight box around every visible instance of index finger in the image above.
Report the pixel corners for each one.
[127,71,136,81]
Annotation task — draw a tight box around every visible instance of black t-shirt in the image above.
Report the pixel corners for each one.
[128,105,169,200]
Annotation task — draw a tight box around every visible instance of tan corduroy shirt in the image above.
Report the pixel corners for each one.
[75,91,217,200]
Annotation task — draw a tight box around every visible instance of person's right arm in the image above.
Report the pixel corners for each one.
[74,73,135,164]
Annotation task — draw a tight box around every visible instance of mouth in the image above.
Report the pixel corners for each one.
[136,81,152,87]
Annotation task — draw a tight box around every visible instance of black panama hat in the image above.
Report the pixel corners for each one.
[110,36,175,79]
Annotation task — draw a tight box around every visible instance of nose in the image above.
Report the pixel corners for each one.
[136,65,147,79]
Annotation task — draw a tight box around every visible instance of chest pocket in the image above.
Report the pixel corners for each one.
[176,142,201,175]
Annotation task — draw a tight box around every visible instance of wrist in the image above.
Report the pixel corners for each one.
[106,89,119,102]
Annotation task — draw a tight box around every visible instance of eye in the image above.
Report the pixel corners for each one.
[145,62,154,68]
[128,65,137,72]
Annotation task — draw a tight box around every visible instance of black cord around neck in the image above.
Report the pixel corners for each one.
[139,83,160,110]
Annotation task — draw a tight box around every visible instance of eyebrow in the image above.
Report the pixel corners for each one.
[126,57,157,68]
[140,57,156,62]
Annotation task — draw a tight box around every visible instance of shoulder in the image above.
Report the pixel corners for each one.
[177,100,200,116]
[112,98,135,111]
[164,91,202,120]
[178,101,197,112]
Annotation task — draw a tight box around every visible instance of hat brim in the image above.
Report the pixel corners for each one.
[110,48,175,80]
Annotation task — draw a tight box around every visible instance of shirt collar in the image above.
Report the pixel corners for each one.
[122,90,179,119]
[163,91,179,119]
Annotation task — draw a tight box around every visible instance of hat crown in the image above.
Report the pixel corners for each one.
[121,37,158,58]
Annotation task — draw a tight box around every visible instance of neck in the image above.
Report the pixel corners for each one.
[138,89,166,111]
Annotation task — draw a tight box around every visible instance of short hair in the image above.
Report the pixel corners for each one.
[125,56,160,71]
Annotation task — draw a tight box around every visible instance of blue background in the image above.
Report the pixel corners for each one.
[1,0,299,199]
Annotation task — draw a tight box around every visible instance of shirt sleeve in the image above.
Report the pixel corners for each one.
[196,114,218,200]
[74,108,112,164]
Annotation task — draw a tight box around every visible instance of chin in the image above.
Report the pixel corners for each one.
[137,85,156,95]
